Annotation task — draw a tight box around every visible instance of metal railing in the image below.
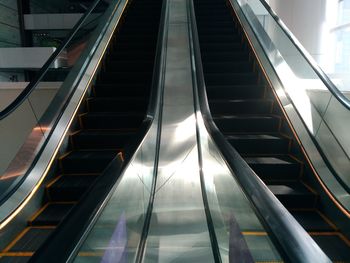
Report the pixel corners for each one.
[188,0,331,261]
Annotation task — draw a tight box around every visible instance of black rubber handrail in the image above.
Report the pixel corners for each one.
[134,0,167,261]
[29,0,167,261]
[0,0,102,120]
[244,0,350,110]
[239,3,350,196]
[186,1,222,262]
[188,0,331,262]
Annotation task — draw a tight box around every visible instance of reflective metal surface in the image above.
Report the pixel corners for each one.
[68,0,294,262]
[0,0,128,228]
[188,0,331,261]
[229,0,350,212]
[72,125,160,262]
[0,0,115,191]
[69,0,168,260]
[143,1,214,257]
[70,0,215,261]
[0,47,65,69]
[195,112,282,262]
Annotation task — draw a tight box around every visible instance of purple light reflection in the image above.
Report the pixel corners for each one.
[101,212,128,263]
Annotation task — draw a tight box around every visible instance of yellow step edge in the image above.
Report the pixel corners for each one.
[242,231,267,236]
[28,203,50,223]
[2,226,56,253]
[0,252,33,256]
[2,227,31,253]
[309,232,350,247]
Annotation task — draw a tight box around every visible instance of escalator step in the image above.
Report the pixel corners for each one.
[200,42,242,52]
[209,99,273,114]
[87,97,147,112]
[226,133,290,154]
[114,40,155,49]
[195,0,350,261]
[199,34,241,43]
[47,175,98,202]
[122,19,160,28]
[110,51,156,60]
[203,61,251,73]
[7,228,54,252]
[267,182,317,209]
[29,203,74,226]
[124,12,160,18]
[290,210,335,232]
[206,85,266,99]
[244,156,301,180]
[71,130,135,149]
[197,22,236,31]
[105,60,153,72]
[93,84,150,97]
[0,257,30,263]
[60,150,117,173]
[120,27,159,35]
[0,0,161,260]
[195,9,232,15]
[127,4,161,10]
[115,34,158,43]
[80,112,144,129]
[205,72,258,85]
[311,234,350,261]
[213,115,281,132]
[125,12,159,18]
[99,72,152,84]
[197,15,234,22]
[125,15,156,24]
[202,51,249,62]
[197,27,237,35]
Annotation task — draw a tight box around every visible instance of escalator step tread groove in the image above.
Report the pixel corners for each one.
[0,257,30,263]
[267,182,317,208]
[80,113,145,129]
[72,130,136,149]
[311,235,350,261]
[290,210,335,232]
[2,0,162,258]
[48,175,99,201]
[60,150,119,173]
[7,228,54,252]
[227,133,290,154]
[29,203,75,226]
[194,0,350,260]
[87,97,147,112]
[209,99,273,114]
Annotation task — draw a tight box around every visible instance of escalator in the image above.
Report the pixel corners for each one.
[193,0,350,261]
[0,0,162,261]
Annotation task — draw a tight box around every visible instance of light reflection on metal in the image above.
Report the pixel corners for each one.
[33,126,50,132]
[274,62,316,132]
[229,214,254,262]
[142,0,215,257]
[101,212,127,263]
[174,114,196,142]
[1,127,45,182]
[0,0,129,229]
[227,0,350,218]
